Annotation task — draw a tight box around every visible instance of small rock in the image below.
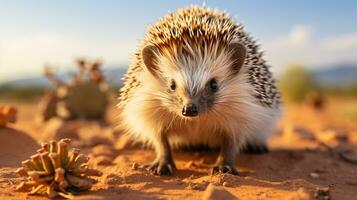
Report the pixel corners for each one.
[244,176,252,180]
[202,183,238,200]
[222,182,229,187]
[310,172,319,179]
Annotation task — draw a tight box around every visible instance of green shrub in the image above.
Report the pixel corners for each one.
[0,85,45,101]
[279,65,316,103]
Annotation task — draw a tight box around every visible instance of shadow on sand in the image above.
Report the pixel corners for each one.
[0,127,39,167]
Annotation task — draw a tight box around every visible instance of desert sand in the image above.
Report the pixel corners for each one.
[0,98,356,199]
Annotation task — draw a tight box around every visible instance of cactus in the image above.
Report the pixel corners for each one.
[37,92,59,122]
[61,82,108,120]
[15,138,102,198]
[39,58,108,121]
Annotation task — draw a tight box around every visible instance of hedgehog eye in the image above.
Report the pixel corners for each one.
[170,80,176,91]
[209,78,218,92]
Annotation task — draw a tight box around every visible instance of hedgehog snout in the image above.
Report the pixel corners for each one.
[182,103,198,117]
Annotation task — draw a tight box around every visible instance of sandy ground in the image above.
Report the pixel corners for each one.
[0,98,356,199]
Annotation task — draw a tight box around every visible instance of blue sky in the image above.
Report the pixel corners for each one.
[1,0,357,82]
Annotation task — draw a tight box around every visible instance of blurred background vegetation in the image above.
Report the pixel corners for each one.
[0,85,45,101]
[279,64,357,103]
[279,65,317,103]
[0,85,121,101]
[1,64,356,103]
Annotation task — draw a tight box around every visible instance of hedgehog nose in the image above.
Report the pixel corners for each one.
[182,103,198,117]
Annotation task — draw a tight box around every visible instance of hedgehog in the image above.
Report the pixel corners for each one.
[118,6,281,176]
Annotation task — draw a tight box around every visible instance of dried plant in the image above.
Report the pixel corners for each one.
[44,65,65,87]
[39,58,108,121]
[0,105,17,126]
[15,138,102,198]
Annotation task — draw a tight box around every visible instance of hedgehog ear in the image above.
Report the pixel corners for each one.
[228,42,246,74]
[142,45,161,78]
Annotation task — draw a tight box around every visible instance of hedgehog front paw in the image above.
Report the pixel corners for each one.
[211,164,238,175]
[145,159,176,176]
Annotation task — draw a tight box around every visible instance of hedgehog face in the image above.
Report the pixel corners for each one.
[164,76,218,117]
[142,41,246,118]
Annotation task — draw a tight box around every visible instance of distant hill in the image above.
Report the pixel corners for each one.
[0,67,128,88]
[1,63,356,88]
[311,64,357,87]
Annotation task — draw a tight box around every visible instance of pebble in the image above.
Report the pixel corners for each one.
[222,182,229,187]
[310,172,319,179]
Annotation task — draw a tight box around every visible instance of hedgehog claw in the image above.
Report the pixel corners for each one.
[211,164,238,175]
[145,160,176,176]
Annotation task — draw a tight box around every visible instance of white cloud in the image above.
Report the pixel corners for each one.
[287,25,312,47]
[0,32,135,82]
[321,32,357,51]
[262,25,357,74]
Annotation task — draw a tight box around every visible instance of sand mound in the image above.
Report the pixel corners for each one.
[0,127,39,167]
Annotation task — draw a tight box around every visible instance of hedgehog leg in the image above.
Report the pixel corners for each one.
[144,132,176,176]
[211,134,239,175]
[243,142,269,154]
